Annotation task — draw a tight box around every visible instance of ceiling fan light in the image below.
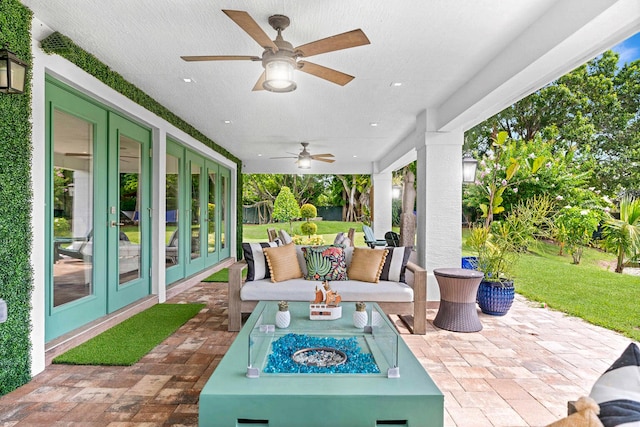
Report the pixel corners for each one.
[263,58,296,92]
[297,157,311,169]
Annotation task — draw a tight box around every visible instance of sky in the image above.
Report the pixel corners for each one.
[612,32,640,64]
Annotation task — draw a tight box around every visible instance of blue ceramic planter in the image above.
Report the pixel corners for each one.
[476,280,514,316]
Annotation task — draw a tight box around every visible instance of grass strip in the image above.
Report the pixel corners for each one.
[202,267,247,282]
[53,303,205,366]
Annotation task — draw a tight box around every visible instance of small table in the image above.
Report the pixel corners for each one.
[433,268,485,332]
[199,301,444,427]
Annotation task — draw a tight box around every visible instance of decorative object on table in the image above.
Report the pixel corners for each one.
[353,302,368,328]
[309,281,342,320]
[466,195,553,316]
[275,301,290,329]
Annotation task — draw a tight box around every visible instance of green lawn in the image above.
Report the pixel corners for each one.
[463,228,640,341]
[243,221,370,246]
[513,240,640,342]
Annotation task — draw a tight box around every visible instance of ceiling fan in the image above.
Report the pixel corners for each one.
[271,142,335,169]
[181,10,370,92]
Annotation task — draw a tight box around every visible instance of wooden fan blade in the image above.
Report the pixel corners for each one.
[295,29,370,57]
[223,10,278,51]
[298,61,354,86]
[311,153,335,158]
[252,72,266,91]
[181,55,260,62]
[314,158,335,163]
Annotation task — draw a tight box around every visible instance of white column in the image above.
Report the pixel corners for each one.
[415,110,463,301]
[152,128,166,302]
[371,172,393,240]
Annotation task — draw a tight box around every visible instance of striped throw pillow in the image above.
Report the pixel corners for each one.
[379,247,412,283]
[242,242,278,281]
[589,343,640,427]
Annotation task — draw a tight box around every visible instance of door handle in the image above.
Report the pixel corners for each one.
[110,221,117,227]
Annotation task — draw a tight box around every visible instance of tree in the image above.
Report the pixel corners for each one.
[602,196,640,273]
[272,186,300,233]
[465,51,640,196]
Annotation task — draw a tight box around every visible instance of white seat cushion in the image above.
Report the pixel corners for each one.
[240,278,414,302]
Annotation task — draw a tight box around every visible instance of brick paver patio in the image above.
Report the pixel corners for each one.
[0,282,635,426]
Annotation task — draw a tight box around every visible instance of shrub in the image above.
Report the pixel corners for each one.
[300,203,317,220]
[301,222,317,236]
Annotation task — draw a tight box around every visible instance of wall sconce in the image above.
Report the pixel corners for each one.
[0,49,29,94]
[0,299,7,323]
[462,152,478,183]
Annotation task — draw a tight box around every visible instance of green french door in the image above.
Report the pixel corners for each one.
[45,78,151,341]
[185,152,206,276]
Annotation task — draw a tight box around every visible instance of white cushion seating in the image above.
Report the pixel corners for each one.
[240,277,414,302]
[228,242,427,335]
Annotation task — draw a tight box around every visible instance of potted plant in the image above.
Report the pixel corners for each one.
[466,195,553,315]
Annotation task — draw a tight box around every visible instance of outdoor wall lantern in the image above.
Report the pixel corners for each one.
[392,185,402,199]
[462,152,478,183]
[0,49,29,94]
[0,299,7,323]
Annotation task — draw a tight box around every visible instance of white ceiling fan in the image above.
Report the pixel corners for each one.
[270,142,335,168]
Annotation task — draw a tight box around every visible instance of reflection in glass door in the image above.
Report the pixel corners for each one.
[220,168,231,259]
[207,166,216,256]
[118,136,142,286]
[165,153,180,269]
[52,109,94,307]
[190,160,202,261]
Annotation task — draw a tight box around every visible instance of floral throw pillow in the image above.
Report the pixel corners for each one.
[302,245,348,281]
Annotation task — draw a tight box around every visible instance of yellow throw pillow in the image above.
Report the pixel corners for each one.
[347,247,387,283]
[263,243,303,283]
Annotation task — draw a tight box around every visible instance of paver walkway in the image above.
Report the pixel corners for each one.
[0,282,635,426]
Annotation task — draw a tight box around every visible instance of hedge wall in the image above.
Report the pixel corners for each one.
[0,0,33,395]
[40,31,244,259]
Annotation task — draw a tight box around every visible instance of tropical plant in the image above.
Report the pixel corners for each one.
[272,186,300,233]
[466,195,554,282]
[467,131,546,226]
[553,206,604,264]
[601,196,640,273]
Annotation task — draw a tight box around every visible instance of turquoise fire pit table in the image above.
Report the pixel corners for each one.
[199,301,443,427]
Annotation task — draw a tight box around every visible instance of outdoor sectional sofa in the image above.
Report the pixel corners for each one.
[228,243,427,334]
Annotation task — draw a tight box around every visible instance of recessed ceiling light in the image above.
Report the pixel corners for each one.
[370,122,378,127]
[223,120,232,124]
[258,154,262,157]
[183,78,194,83]
[353,155,358,158]
[390,82,403,87]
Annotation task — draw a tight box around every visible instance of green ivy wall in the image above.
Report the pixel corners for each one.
[0,0,33,395]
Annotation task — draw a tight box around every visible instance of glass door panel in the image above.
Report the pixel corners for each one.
[52,109,94,307]
[166,153,180,269]
[118,135,142,286]
[190,161,202,260]
[107,113,150,312]
[220,167,231,259]
[207,166,217,256]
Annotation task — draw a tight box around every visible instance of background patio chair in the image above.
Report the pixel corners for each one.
[385,231,400,247]
[362,225,386,248]
[267,228,278,242]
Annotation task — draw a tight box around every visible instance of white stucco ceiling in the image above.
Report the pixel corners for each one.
[22,0,640,174]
